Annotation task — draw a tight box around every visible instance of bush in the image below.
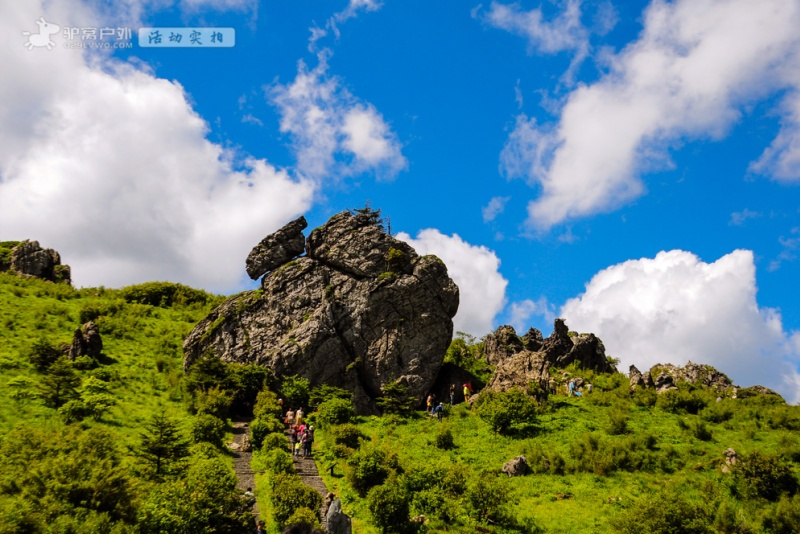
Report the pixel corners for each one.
[465,473,511,526]
[192,414,226,447]
[279,375,310,411]
[731,451,798,501]
[271,473,322,528]
[377,380,416,416]
[285,507,321,529]
[475,388,538,434]
[330,424,364,449]
[119,281,212,307]
[261,449,294,475]
[252,388,282,420]
[27,338,63,371]
[610,487,711,533]
[193,386,232,419]
[632,388,657,408]
[317,397,355,428]
[262,432,288,452]
[761,494,800,533]
[346,446,400,497]
[227,364,269,415]
[435,427,455,450]
[309,384,353,411]
[250,417,284,449]
[367,478,411,533]
[607,409,630,435]
[657,389,708,415]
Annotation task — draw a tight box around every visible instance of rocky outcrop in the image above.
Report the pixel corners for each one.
[0,240,71,284]
[648,362,733,392]
[67,321,103,361]
[502,455,528,477]
[245,216,308,280]
[326,499,352,534]
[483,325,525,366]
[629,365,654,391]
[183,210,459,414]
[486,319,616,393]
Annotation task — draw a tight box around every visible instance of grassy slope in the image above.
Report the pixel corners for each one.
[314,383,800,532]
[0,272,221,451]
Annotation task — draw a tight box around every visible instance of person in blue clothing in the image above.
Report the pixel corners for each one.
[568,379,575,397]
[432,402,445,422]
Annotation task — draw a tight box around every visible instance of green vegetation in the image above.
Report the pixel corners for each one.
[0,274,252,531]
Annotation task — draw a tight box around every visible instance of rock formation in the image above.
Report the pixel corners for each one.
[0,240,71,284]
[502,455,529,477]
[647,362,733,393]
[486,319,616,392]
[66,321,103,361]
[183,209,459,414]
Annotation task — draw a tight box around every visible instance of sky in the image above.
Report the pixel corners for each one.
[3,0,800,400]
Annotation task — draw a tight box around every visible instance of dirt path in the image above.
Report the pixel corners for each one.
[288,429,331,529]
[231,419,259,518]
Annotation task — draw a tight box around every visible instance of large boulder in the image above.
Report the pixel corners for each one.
[183,210,459,414]
[502,455,529,477]
[245,216,308,280]
[648,362,733,392]
[483,325,525,366]
[1,240,71,284]
[67,321,103,361]
[486,319,616,393]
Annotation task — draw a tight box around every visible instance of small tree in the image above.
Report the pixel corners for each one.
[368,478,411,533]
[39,357,81,408]
[134,411,190,479]
[377,381,415,416]
[27,338,63,371]
[475,388,538,434]
[279,375,310,411]
[317,398,355,428]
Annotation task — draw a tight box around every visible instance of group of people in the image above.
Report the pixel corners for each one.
[567,379,592,397]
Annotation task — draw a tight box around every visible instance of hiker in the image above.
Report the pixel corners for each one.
[301,427,312,457]
[467,381,474,395]
[296,407,305,426]
[305,425,315,457]
[289,426,298,455]
[243,487,256,508]
[463,383,469,402]
[285,408,295,426]
[426,394,434,413]
[449,384,456,405]
[586,383,593,394]
[432,402,445,422]
[568,380,575,397]
[257,520,267,533]
[548,378,556,395]
[278,397,284,417]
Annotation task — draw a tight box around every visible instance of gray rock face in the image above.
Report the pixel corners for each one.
[483,325,525,366]
[183,210,459,414]
[648,362,732,392]
[629,364,654,391]
[67,321,103,361]
[486,320,616,393]
[245,216,308,280]
[2,240,71,284]
[326,499,352,534]
[502,455,528,477]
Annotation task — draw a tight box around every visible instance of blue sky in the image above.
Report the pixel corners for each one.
[3,0,800,399]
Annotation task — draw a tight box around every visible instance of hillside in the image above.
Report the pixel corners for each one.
[2,270,800,533]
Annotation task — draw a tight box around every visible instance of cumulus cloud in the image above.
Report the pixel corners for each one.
[1,1,314,292]
[561,249,800,402]
[508,297,556,332]
[268,51,406,181]
[482,196,510,222]
[396,230,508,337]
[501,0,800,230]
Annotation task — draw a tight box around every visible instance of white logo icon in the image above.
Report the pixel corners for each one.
[23,17,61,50]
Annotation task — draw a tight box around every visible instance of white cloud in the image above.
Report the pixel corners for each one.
[482,196,510,222]
[310,0,383,50]
[502,0,800,230]
[768,227,800,272]
[269,51,406,181]
[561,249,800,402]
[479,0,588,56]
[396,230,508,337]
[729,208,761,226]
[0,1,314,292]
[509,297,556,332]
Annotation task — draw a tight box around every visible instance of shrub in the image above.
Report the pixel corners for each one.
[435,427,455,450]
[317,397,355,428]
[691,420,713,442]
[58,399,89,424]
[377,380,416,416]
[657,389,708,415]
[26,338,63,371]
[227,364,269,415]
[632,388,657,408]
[346,446,400,496]
[367,478,411,533]
[309,384,353,411]
[192,414,226,447]
[119,281,212,307]
[262,432,288,452]
[279,375,310,411]
[261,449,294,475]
[285,507,321,529]
[761,494,800,533]
[250,417,284,449]
[39,357,81,408]
[252,388,282,420]
[465,473,511,526]
[72,355,98,370]
[193,386,232,419]
[330,424,364,449]
[271,473,322,528]
[700,402,734,424]
[475,388,538,434]
[731,451,798,501]
[610,487,711,533]
[607,409,630,435]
